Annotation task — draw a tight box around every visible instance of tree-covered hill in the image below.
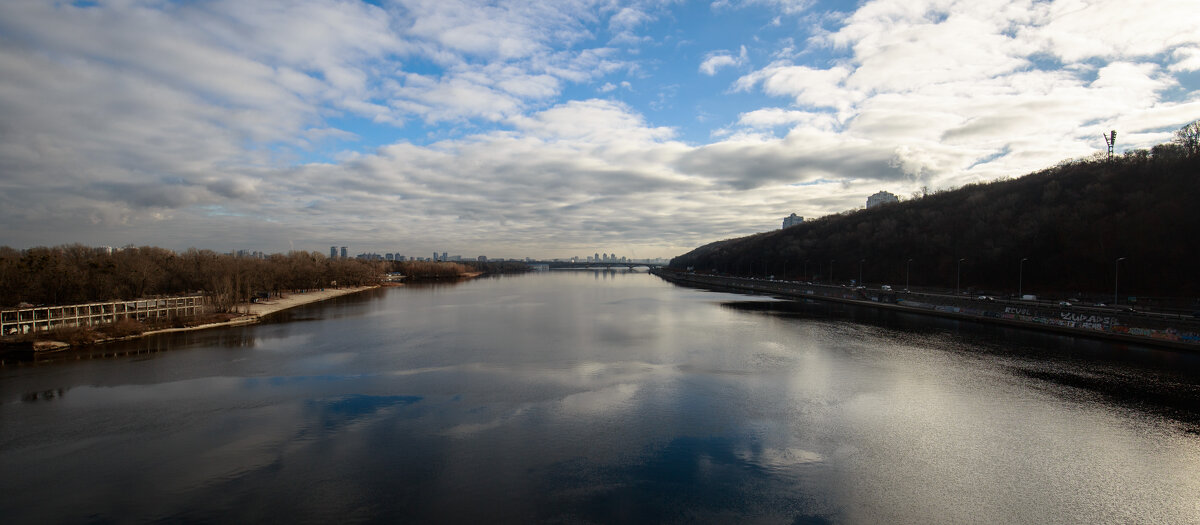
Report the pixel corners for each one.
[669,135,1200,303]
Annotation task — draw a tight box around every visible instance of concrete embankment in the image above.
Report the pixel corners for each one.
[651,269,1200,351]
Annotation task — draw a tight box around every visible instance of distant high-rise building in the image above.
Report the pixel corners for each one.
[331,246,337,259]
[442,252,448,262]
[866,191,898,209]
[782,213,804,229]
[340,246,348,258]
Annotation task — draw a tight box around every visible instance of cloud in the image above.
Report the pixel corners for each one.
[727,0,1200,195]
[1170,47,1200,73]
[733,108,840,131]
[711,0,817,16]
[734,63,855,109]
[1015,0,1200,63]
[75,98,874,255]
[1,0,1199,258]
[676,129,906,190]
[597,81,633,93]
[699,46,749,75]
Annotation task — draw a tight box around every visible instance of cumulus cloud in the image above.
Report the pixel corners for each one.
[1169,47,1200,73]
[0,0,647,247]
[1,0,1198,258]
[727,0,1200,194]
[700,46,749,75]
[735,64,856,110]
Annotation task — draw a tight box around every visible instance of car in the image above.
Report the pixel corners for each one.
[1058,301,1072,307]
[977,295,994,301]
[881,285,892,291]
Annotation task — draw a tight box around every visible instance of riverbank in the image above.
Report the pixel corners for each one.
[2,286,380,360]
[139,286,381,338]
[652,269,1200,351]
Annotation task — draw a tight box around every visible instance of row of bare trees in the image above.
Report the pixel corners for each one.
[0,246,386,311]
[388,260,474,279]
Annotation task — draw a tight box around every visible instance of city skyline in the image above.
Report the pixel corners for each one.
[2,0,1198,259]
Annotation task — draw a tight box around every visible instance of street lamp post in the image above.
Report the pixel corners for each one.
[803,260,808,282]
[1114,257,1126,305]
[906,258,913,291]
[859,259,865,287]
[830,259,835,285]
[1019,257,1028,298]
[956,258,966,295]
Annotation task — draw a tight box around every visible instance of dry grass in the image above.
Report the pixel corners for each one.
[96,318,147,338]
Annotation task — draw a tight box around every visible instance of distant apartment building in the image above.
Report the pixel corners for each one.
[340,246,348,258]
[866,191,899,209]
[782,213,804,229]
[330,246,338,259]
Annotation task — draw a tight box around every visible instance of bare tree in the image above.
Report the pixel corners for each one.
[1175,120,1200,157]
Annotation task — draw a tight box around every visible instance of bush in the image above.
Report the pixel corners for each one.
[97,318,146,338]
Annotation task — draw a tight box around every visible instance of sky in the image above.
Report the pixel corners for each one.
[1,0,1198,260]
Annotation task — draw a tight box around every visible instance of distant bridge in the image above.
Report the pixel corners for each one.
[531,261,666,270]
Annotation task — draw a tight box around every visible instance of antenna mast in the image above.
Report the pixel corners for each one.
[1102,130,1116,161]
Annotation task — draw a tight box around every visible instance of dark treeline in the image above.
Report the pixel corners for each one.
[466,260,533,274]
[0,247,385,311]
[386,259,530,279]
[387,260,473,279]
[670,133,1200,303]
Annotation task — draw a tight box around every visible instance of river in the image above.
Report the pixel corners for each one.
[2,271,1199,523]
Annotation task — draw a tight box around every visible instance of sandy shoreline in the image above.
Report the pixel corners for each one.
[138,285,380,338]
[242,286,379,317]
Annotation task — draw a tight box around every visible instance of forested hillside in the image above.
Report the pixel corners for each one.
[670,135,1200,301]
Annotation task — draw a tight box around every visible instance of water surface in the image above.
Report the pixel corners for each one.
[3,271,1199,523]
